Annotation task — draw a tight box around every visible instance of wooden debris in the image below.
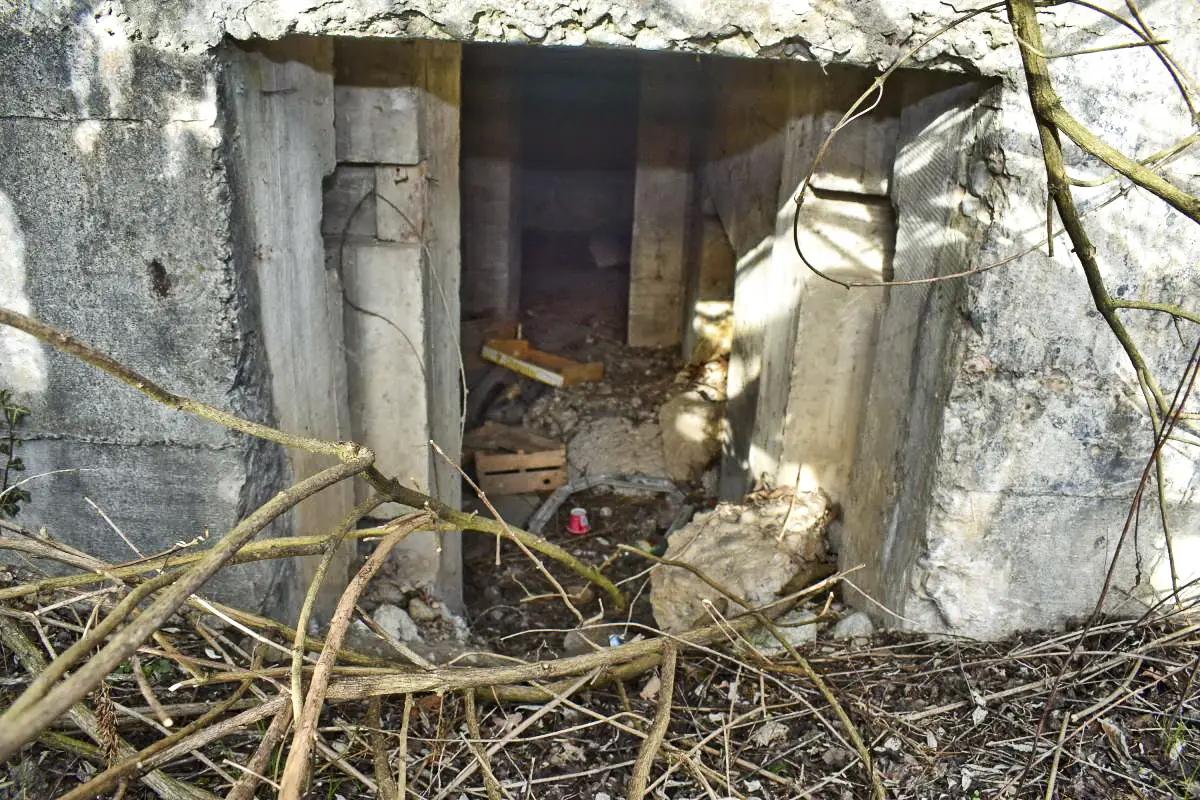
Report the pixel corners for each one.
[481,339,604,388]
[475,448,567,496]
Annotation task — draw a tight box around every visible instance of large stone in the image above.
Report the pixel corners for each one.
[659,390,724,482]
[650,492,834,633]
[373,603,423,643]
[567,416,668,480]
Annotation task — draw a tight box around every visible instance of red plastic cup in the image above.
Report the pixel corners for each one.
[566,507,591,535]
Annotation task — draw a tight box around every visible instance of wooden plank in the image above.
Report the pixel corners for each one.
[476,448,567,495]
[481,339,604,387]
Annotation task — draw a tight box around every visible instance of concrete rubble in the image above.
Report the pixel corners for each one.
[659,385,725,482]
[831,610,875,641]
[566,416,668,482]
[650,491,836,634]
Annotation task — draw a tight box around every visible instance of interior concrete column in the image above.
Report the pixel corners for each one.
[627,57,696,348]
[461,47,521,322]
[705,60,789,498]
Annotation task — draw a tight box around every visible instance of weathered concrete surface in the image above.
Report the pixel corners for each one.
[339,241,429,498]
[327,40,464,606]
[706,58,789,499]
[0,22,289,614]
[224,38,358,619]
[755,68,897,509]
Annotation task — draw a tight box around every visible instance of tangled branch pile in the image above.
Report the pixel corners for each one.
[0,305,1197,800]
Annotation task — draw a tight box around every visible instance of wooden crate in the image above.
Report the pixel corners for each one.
[475,448,567,495]
[481,339,604,387]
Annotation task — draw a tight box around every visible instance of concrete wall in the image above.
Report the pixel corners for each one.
[0,21,288,610]
[840,77,990,628]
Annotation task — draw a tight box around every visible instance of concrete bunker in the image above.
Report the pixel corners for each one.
[223,36,992,633]
[3,3,1194,645]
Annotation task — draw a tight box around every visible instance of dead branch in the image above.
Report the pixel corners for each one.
[0,307,626,612]
[0,452,372,762]
[290,495,387,722]
[0,617,213,800]
[626,640,677,800]
[226,700,292,800]
[367,697,399,800]
[279,513,432,797]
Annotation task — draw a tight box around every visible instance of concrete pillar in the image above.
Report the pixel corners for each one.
[627,58,697,348]
[329,41,463,607]
[461,47,521,321]
[762,70,899,507]
[227,39,357,619]
[416,40,464,608]
[839,77,983,620]
[681,210,736,361]
[705,60,790,498]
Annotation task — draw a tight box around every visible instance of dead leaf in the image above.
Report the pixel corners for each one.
[1098,718,1131,762]
[751,721,788,747]
[548,740,587,766]
[640,673,662,701]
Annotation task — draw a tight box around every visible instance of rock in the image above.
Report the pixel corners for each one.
[689,301,733,364]
[831,611,875,640]
[372,603,422,643]
[439,603,473,643]
[406,597,440,622]
[659,390,724,481]
[650,491,834,633]
[567,416,667,481]
[369,580,407,606]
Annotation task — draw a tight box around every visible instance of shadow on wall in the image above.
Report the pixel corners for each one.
[696,59,1011,625]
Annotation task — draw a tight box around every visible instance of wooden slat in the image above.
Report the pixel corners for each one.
[476,448,567,495]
